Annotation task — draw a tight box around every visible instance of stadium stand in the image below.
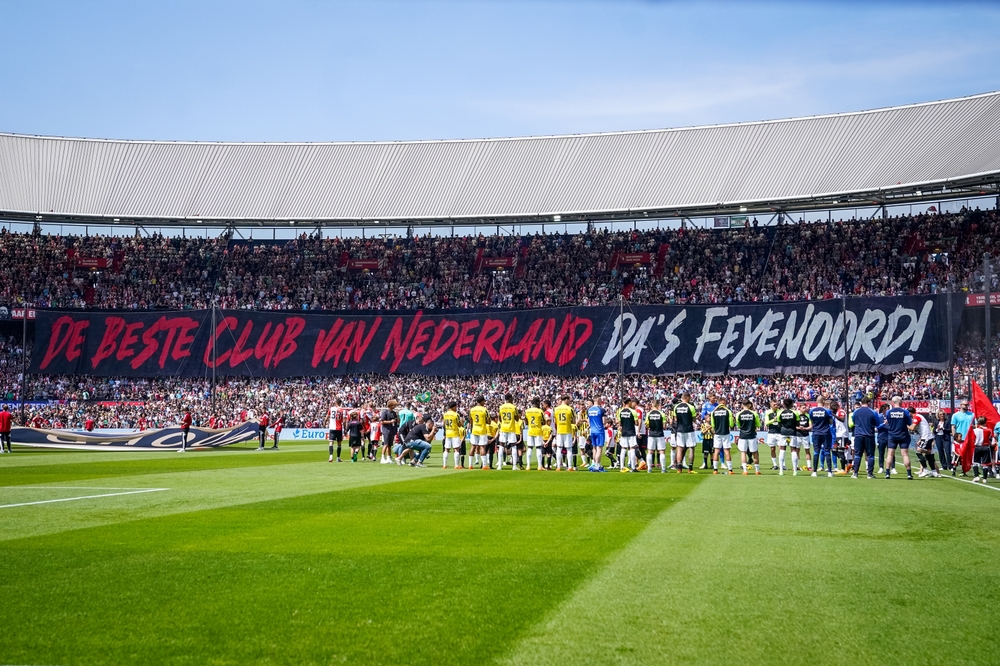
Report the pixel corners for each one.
[1,208,998,311]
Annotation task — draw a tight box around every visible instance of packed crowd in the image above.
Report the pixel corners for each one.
[0,361,984,431]
[2,207,998,311]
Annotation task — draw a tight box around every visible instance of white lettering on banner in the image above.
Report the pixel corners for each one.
[827,311,858,362]
[775,305,813,359]
[875,302,934,363]
[601,313,657,368]
[652,311,687,367]
[802,312,833,362]
[718,315,744,359]
[693,307,727,363]
[597,298,941,370]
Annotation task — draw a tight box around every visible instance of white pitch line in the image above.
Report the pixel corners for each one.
[0,486,162,491]
[940,474,1000,492]
[0,488,169,508]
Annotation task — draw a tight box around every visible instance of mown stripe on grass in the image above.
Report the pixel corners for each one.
[0,444,327,485]
[0,460,454,542]
[501,474,1000,666]
[0,472,704,666]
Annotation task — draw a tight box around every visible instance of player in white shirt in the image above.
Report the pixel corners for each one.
[909,407,939,477]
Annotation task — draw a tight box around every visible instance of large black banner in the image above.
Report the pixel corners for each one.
[28,295,961,378]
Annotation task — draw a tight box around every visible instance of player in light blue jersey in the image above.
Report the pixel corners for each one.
[587,398,607,472]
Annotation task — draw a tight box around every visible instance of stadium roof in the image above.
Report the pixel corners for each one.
[2,91,999,229]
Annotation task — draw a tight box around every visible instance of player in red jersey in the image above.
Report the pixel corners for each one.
[0,405,13,453]
[271,415,284,450]
[257,411,270,450]
[328,399,346,462]
[180,408,193,452]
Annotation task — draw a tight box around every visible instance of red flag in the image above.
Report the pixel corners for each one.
[959,381,1000,472]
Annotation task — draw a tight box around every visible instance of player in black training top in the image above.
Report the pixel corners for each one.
[736,399,761,475]
[778,399,800,476]
[645,401,667,473]
[672,393,697,473]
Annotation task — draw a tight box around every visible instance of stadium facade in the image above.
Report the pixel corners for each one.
[0,92,999,230]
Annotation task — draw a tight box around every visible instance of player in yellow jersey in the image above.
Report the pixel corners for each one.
[487,416,499,468]
[553,395,577,471]
[497,393,519,470]
[512,417,525,469]
[442,401,465,468]
[524,397,546,471]
[541,421,554,470]
[576,403,590,468]
[469,395,491,469]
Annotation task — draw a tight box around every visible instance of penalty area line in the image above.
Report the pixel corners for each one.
[0,488,169,509]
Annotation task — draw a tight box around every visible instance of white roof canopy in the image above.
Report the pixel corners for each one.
[2,92,999,228]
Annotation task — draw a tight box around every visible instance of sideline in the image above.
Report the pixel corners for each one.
[0,488,169,509]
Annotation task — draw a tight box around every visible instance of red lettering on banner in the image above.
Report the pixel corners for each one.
[453,320,479,359]
[253,322,285,369]
[474,319,505,362]
[228,321,255,368]
[423,319,460,366]
[560,317,593,366]
[171,318,199,362]
[40,316,75,370]
[319,319,382,368]
[312,319,344,368]
[350,318,381,362]
[407,319,435,361]
[92,317,126,369]
[325,322,357,368]
[273,317,305,368]
[127,316,199,370]
[532,315,571,363]
[501,318,543,363]
[131,319,164,369]
[204,316,238,368]
[382,311,423,373]
[66,320,90,362]
[118,321,144,361]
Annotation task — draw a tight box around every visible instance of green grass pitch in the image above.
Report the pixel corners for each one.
[1,442,998,665]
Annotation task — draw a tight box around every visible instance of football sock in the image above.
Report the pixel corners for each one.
[628,449,636,469]
[497,446,505,468]
[771,456,777,467]
[754,463,760,472]
[726,460,732,471]
[556,449,563,469]
[778,449,786,470]
[536,448,543,468]
[791,451,799,471]
[329,444,334,458]
[646,452,653,470]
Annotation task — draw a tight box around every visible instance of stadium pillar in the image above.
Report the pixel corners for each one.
[210,303,217,416]
[947,277,956,415]
[618,294,624,408]
[19,305,27,426]
[842,295,849,407]
[985,254,994,401]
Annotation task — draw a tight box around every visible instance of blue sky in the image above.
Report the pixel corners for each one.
[1,1,999,142]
